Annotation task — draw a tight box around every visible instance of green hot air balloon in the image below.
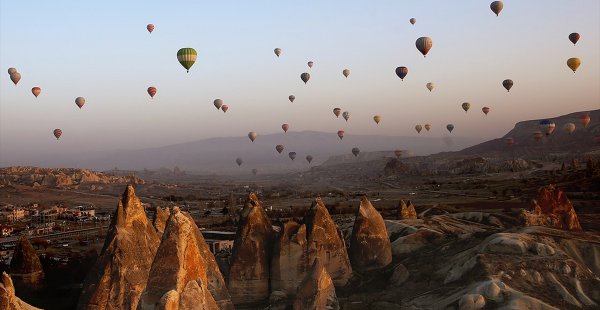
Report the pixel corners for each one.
[177,48,197,73]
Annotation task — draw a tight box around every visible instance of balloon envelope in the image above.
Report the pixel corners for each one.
[301,72,310,84]
[248,132,257,142]
[563,123,576,135]
[426,83,434,92]
[221,105,229,113]
[579,114,591,128]
[147,24,154,33]
[31,87,41,98]
[214,99,223,110]
[395,67,408,80]
[569,33,580,45]
[343,69,350,78]
[415,125,423,133]
[394,150,403,158]
[75,97,85,109]
[462,102,470,112]
[7,68,17,75]
[502,79,513,92]
[177,48,197,72]
[288,152,297,160]
[274,48,282,57]
[333,108,342,118]
[289,95,295,103]
[482,107,491,115]
[410,18,416,25]
[236,158,243,166]
[252,168,258,175]
[352,147,360,157]
[276,144,284,154]
[424,124,432,131]
[415,37,433,57]
[539,119,556,135]
[147,87,157,98]
[282,124,289,132]
[53,129,62,140]
[306,155,313,164]
[307,61,314,68]
[9,72,21,85]
[337,130,345,140]
[567,58,581,72]
[490,1,503,16]
[373,115,381,124]
[446,124,454,133]
[342,111,350,121]
[533,131,544,142]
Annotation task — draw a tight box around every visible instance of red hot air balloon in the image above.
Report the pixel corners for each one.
[147,86,157,98]
[337,130,345,140]
[275,144,284,154]
[579,114,591,128]
[147,24,155,33]
[395,67,408,81]
[282,124,289,133]
[569,33,580,45]
[53,129,62,140]
[221,105,229,113]
[31,87,41,98]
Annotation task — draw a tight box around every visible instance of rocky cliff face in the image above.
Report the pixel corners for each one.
[152,207,170,238]
[0,166,143,188]
[292,258,339,310]
[519,184,583,232]
[398,199,417,220]
[349,197,392,273]
[78,185,160,310]
[270,221,308,298]
[304,198,352,287]
[0,272,40,310]
[138,208,219,310]
[227,193,274,305]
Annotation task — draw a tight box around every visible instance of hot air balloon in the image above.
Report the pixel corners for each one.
[569,33,580,45]
[563,123,576,135]
[490,1,503,16]
[7,68,17,75]
[214,99,223,110]
[337,130,345,140]
[533,131,544,142]
[446,124,454,133]
[282,124,289,132]
[75,97,85,109]
[342,111,350,122]
[352,147,360,157]
[177,48,197,73]
[248,132,257,142]
[343,69,350,78]
[252,168,258,175]
[395,67,408,81]
[482,107,491,115]
[579,114,591,128]
[394,150,403,158]
[567,58,581,73]
[221,105,229,113]
[539,119,556,135]
[236,158,243,166]
[147,24,155,33]
[410,18,416,25]
[462,102,470,113]
[147,86,157,98]
[9,72,21,85]
[31,87,41,98]
[504,137,514,145]
[306,155,313,164]
[333,108,342,118]
[424,124,432,131]
[415,37,433,57]
[289,95,295,103]
[289,152,297,161]
[373,115,381,124]
[426,82,434,92]
[53,129,62,140]
[276,145,284,154]
[415,125,423,133]
[502,79,513,92]
[274,48,282,57]
[301,72,310,84]
[307,61,314,68]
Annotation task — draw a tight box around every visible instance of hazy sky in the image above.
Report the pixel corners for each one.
[1,0,599,162]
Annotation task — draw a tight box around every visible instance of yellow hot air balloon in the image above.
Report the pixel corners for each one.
[424,124,432,131]
[567,57,581,73]
[373,115,381,124]
[563,123,576,135]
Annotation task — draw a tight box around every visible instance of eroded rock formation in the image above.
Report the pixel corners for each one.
[292,258,339,310]
[270,221,308,297]
[398,199,417,220]
[227,193,274,305]
[349,196,392,272]
[9,237,44,276]
[0,166,143,188]
[78,185,160,310]
[0,272,40,310]
[152,207,170,238]
[519,184,582,231]
[138,208,221,310]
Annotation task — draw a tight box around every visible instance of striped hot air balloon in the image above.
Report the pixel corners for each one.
[53,129,62,140]
[147,87,157,98]
[395,67,408,81]
[415,37,433,57]
[177,48,197,73]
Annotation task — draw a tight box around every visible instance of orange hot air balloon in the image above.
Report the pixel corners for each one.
[147,24,155,33]
[282,123,289,132]
[147,87,157,98]
[53,129,62,140]
[424,124,432,131]
[415,37,433,57]
[275,144,284,154]
[75,97,85,109]
[221,105,229,113]
[482,107,490,115]
[31,87,41,98]
[337,130,345,140]
[579,114,590,128]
